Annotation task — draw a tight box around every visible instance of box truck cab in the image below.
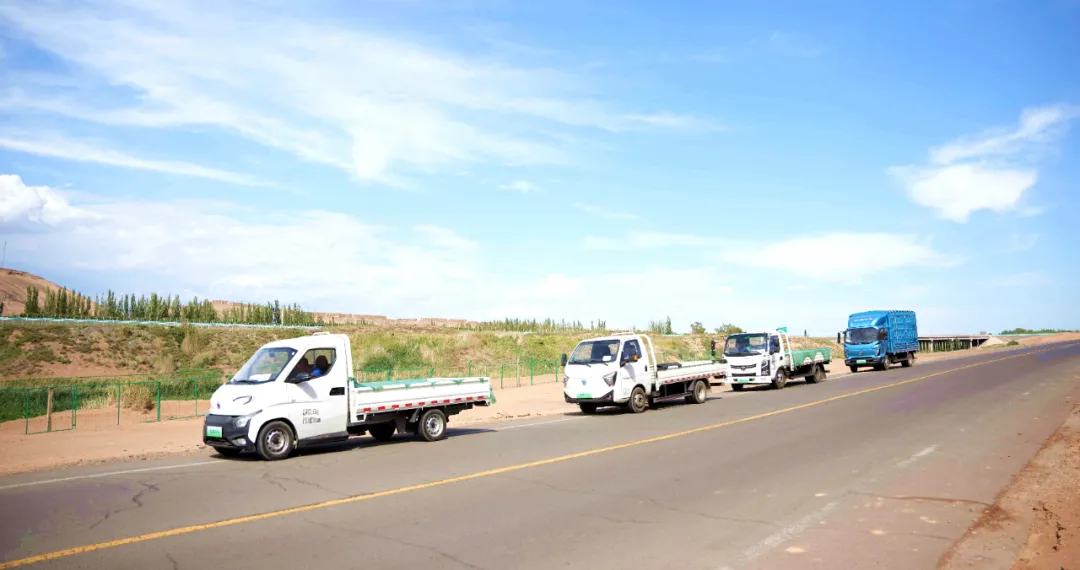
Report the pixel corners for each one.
[839,310,919,373]
[723,328,830,391]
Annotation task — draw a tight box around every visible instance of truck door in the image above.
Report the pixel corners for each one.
[619,339,647,398]
[283,344,349,442]
[769,334,784,376]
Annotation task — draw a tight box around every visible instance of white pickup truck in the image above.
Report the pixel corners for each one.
[203,332,493,460]
[723,328,830,391]
[561,333,726,414]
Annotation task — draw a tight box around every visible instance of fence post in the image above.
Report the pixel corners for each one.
[46,387,54,433]
[195,379,200,416]
[516,359,521,388]
[24,388,29,435]
[386,369,392,382]
[73,386,78,429]
[156,382,162,422]
[500,364,504,389]
[529,359,534,386]
[117,384,121,425]
[468,361,472,376]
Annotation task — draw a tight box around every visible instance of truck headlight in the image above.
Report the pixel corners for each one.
[234,410,261,429]
[563,375,569,386]
[602,372,617,386]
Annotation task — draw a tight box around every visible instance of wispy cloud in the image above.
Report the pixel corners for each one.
[720,232,962,284]
[0,1,713,185]
[500,180,543,194]
[1004,233,1039,253]
[573,202,637,220]
[0,136,265,186]
[888,104,1077,222]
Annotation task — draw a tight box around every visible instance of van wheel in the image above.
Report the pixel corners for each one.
[628,386,648,414]
[369,423,395,442]
[579,403,598,414]
[418,409,447,442]
[732,384,745,392]
[256,421,295,461]
[772,369,788,390]
[686,380,708,404]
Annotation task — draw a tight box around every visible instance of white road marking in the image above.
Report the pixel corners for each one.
[0,460,223,491]
[896,445,938,468]
[494,418,578,431]
[718,502,837,570]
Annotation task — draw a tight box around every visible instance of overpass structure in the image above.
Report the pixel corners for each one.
[918,334,992,352]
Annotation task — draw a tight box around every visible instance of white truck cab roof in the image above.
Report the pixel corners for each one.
[260,332,349,352]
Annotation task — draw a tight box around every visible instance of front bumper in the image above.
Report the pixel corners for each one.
[203,414,256,451]
[845,356,886,366]
[728,375,771,385]
[564,390,615,405]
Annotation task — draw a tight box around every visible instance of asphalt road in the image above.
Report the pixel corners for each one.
[2,342,1079,570]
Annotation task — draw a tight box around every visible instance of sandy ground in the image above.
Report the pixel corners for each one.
[2,334,1077,478]
[941,404,1080,570]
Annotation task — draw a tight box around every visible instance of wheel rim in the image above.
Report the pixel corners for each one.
[696,382,706,400]
[265,428,288,454]
[633,391,645,409]
[425,415,444,438]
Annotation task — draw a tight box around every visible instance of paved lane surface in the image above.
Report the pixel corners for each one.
[2,342,1079,569]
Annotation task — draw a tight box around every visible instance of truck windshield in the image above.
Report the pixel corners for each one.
[569,340,620,365]
[724,334,767,357]
[230,347,298,384]
[845,328,878,344]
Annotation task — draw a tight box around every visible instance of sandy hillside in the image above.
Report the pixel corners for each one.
[0,269,64,317]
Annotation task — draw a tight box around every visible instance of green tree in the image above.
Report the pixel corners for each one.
[690,321,706,334]
[713,323,744,336]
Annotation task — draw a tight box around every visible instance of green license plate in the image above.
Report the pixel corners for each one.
[856,359,867,364]
[206,426,222,438]
[736,379,750,383]
[576,393,590,399]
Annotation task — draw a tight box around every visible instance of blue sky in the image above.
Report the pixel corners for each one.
[1,0,1078,335]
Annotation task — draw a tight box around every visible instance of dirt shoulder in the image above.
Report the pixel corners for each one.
[940,404,1080,570]
[0,340,1071,478]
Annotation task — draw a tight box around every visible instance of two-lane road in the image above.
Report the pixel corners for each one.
[2,342,1079,569]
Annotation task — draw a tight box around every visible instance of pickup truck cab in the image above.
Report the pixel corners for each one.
[561,333,725,414]
[203,332,492,460]
[724,328,830,391]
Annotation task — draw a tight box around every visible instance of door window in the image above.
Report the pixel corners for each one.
[769,336,780,354]
[622,340,642,363]
[287,348,338,381]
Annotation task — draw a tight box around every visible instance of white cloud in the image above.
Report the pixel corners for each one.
[0,0,710,184]
[582,232,712,251]
[0,173,85,224]
[1004,233,1039,253]
[887,163,1037,223]
[500,180,543,194]
[889,104,1077,223]
[0,137,265,186]
[572,202,637,220]
[720,232,961,284]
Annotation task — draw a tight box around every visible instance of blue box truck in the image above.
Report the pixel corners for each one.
[837,310,918,373]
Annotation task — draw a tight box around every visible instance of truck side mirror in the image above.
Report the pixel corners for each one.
[560,353,568,367]
[710,340,716,355]
[837,333,842,344]
[287,371,312,383]
[878,329,888,340]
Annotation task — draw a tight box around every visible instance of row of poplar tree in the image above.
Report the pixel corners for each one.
[19,286,321,325]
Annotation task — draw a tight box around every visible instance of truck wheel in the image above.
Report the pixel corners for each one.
[732,384,745,392]
[579,403,598,414]
[874,359,888,371]
[256,421,295,461]
[628,386,648,414]
[369,422,395,442]
[686,380,708,404]
[849,365,858,374]
[805,364,825,384]
[418,409,448,442]
[772,369,788,390]
[901,354,914,368]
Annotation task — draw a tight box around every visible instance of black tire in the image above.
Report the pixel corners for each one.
[214,447,243,457]
[875,359,888,371]
[628,386,648,414]
[256,420,295,461]
[687,380,708,404]
[901,353,914,368]
[579,403,598,414]
[772,369,788,390]
[369,422,396,442]
[418,409,448,442]
[805,364,824,384]
[849,365,858,374]
[731,384,745,392]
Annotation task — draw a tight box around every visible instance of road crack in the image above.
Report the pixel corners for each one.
[87,481,160,530]
[846,491,990,508]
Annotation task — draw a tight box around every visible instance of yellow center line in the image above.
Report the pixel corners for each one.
[2,343,1075,569]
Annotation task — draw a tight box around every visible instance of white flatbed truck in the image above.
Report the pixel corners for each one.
[203,332,493,460]
[561,333,726,414]
[723,328,830,390]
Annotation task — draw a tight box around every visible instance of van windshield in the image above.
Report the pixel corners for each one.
[845,328,879,344]
[724,334,767,357]
[569,340,620,365]
[230,347,297,384]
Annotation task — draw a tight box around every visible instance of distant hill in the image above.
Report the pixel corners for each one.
[0,269,64,317]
